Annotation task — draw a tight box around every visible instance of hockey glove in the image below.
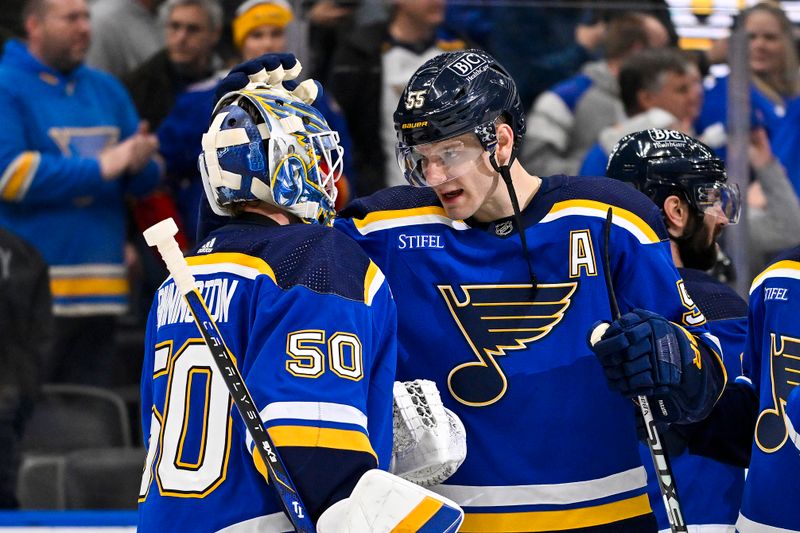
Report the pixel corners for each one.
[215,53,322,106]
[391,380,467,486]
[588,309,708,424]
[784,386,800,454]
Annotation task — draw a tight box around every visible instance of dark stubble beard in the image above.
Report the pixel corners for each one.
[674,213,718,271]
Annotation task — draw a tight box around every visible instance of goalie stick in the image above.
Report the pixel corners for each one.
[590,208,688,533]
[143,218,316,533]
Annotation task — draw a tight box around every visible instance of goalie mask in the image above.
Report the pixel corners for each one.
[198,89,343,226]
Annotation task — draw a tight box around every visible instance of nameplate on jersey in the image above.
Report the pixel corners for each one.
[439,282,577,406]
[156,278,238,328]
[397,233,445,250]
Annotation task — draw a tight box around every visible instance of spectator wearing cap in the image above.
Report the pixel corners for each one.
[232,0,292,59]
[231,0,355,208]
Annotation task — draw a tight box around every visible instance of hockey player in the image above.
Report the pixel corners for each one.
[211,50,727,532]
[737,244,800,531]
[333,50,726,532]
[138,62,463,532]
[606,129,746,532]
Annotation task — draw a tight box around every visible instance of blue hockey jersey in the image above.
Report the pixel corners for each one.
[0,40,160,316]
[643,267,746,532]
[336,175,725,532]
[738,246,800,532]
[137,215,397,532]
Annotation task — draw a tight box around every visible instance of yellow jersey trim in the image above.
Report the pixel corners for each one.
[268,425,378,462]
[459,493,651,532]
[187,252,277,283]
[0,151,39,201]
[352,206,469,234]
[750,260,800,294]
[50,277,129,297]
[543,200,661,244]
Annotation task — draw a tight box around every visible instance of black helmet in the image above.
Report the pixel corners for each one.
[606,129,741,224]
[393,50,524,185]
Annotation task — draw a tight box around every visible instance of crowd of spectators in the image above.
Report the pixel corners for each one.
[2,0,800,509]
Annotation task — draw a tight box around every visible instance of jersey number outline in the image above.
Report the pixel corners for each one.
[285,330,364,381]
[140,340,233,499]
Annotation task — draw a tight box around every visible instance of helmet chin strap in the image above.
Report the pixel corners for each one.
[489,150,538,292]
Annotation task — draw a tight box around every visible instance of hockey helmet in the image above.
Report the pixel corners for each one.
[198,89,343,226]
[606,129,741,224]
[393,49,525,186]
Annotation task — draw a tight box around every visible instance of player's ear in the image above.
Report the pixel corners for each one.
[663,194,689,236]
[495,122,515,166]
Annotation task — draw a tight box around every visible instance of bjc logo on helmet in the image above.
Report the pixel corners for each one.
[649,129,684,142]
[449,53,487,76]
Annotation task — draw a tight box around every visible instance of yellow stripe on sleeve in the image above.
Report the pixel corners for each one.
[187,252,277,282]
[267,425,378,462]
[1,152,39,201]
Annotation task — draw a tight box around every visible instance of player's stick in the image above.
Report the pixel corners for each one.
[143,218,316,533]
[590,208,688,533]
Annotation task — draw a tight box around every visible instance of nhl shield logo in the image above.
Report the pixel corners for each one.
[494,220,513,237]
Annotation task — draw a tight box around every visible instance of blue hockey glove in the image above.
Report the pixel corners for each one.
[588,309,708,424]
[784,386,800,454]
[215,53,322,106]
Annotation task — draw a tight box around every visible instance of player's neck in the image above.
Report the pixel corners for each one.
[241,203,298,225]
[670,239,684,267]
[475,163,541,222]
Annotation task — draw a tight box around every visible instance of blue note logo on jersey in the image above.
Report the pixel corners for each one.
[756,333,800,453]
[438,282,577,406]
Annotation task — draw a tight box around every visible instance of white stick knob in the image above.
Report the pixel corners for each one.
[143,218,196,295]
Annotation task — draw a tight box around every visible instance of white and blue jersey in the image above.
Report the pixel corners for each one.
[336,175,725,533]
[738,246,800,532]
[137,214,397,532]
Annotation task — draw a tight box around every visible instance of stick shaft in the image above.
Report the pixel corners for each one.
[144,219,315,532]
[602,209,687,533]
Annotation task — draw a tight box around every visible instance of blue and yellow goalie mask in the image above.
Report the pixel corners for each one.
[198,89,343,226]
